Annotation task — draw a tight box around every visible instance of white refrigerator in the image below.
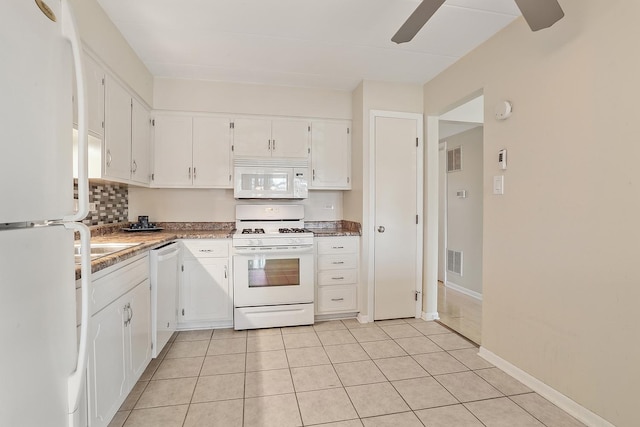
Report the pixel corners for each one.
[0,1,92,426]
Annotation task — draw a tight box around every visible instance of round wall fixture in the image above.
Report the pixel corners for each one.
[494,101,512,120]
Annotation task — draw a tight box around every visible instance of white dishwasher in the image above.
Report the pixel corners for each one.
[150,241,180,358]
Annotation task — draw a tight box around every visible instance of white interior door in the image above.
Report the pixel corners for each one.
[373,114,422,320]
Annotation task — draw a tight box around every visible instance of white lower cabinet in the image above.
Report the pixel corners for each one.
[315,236,359,316]
[87,255,151,427]
[179,240,232,328]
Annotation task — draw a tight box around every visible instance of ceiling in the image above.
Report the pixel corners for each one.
[97,0,521,91]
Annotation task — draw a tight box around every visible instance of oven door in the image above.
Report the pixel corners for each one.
[234,167,294,199]
[233,246,314,307]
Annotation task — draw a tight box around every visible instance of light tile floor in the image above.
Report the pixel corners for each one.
[109,318,585,427]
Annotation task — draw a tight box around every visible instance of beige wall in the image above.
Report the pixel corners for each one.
[69,0,153,105]
[348,80,424,318]
[443,127,483,295]
[423,1,639,425]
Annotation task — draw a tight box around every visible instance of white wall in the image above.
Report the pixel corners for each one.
[128,188,343,222]
[443,127,483,296]
[153,78,352,119]
[69,0,153,105]
[423,1,639,425]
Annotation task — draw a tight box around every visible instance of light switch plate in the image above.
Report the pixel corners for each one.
[493,176,504,195]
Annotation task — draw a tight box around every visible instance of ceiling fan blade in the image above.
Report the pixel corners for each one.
[392,0,446,44]
[514,0,565,31]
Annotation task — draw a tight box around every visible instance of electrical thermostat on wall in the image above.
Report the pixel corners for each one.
[498,149,507,170]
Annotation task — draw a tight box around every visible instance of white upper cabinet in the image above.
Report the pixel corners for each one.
[73,53,105,138]
[130,99,151,185]
[233,118,310,160]
[232,118,272,157]
[104,76,132,183]
[152,114,232,188]
[193,117,233,187]
[310,120,351,189]
[271,119,311,159]
[152,115,193,187]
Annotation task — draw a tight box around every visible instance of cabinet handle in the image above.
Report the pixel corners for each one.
[272,140,276,150]
[331,298,344,302]
[224,265,228,279]
[128,304,134,324]
[268,140,271,150]
[312,169,315,181]
[193,167,197,179]
[132,160,137,173]
[199,249,214,253]
[332,261,345,265]
[188,167,191,179]
[332,246,344,249]
[331,276,345,280]
[106,149,112,167]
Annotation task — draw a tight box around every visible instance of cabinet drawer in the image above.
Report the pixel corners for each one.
[91,255,149,315]
[317,269,357,286]
[317,237,358,255]
[317,285,357,313]
[182,240,229,258]
[318,254,357,270]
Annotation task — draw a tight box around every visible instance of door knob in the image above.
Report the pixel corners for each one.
[377,226,385,233]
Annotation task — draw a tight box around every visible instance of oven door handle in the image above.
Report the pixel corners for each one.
[234,246,313,255]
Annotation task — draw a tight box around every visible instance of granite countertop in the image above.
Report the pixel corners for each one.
[306,220,362,237]
[75,223,234,280]
[76,220,362,279]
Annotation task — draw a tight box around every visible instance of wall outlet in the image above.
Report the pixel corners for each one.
[324,204,334,210]
[89,202,97,211]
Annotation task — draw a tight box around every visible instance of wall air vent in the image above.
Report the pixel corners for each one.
[447,249,463,275]
[447,146,462,172]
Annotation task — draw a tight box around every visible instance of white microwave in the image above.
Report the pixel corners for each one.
[234,165,308,199]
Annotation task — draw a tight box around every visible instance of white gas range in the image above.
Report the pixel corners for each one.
[232,204,315,330]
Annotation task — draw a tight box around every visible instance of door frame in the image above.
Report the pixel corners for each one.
[368,110,424,320]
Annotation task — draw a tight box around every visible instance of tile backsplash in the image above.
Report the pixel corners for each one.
[74,179,128,226]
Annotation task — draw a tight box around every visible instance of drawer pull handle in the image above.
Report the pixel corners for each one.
[332,261,345,264]
[331,277,345,280]
[331,298,344,302]
[332,246,344,249]
[199,249,214,252]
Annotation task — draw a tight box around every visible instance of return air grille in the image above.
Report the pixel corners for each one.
[447,147,462,172]
[447,249,463,275]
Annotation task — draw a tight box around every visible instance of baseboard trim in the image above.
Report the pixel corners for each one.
[356,313,370,324]
[445,280,483,301]
[478,347,616,427]
[421,311,440,321]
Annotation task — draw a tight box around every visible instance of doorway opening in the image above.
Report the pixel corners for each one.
[437,95,484,344]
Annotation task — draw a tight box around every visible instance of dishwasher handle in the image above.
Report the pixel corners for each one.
[153,242,180,261]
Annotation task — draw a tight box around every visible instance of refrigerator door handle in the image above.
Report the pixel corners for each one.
[64,222,90,418]
[61,0,89,223]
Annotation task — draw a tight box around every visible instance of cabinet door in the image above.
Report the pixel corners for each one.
[152,115,193,187]
[271,119,310,159]
[130,99,151,185]
[127,280,152,387]
[311,121,351,189]
[85,55,105,137]
[181,258,231,322]
[193,117,232,188]
[104,76,132,182]
[232,118,272,157]
[88,297,127,427]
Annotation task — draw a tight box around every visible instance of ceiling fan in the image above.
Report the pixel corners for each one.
[392,0,565,44]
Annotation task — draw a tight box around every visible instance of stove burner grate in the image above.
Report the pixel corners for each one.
[241,228,265,234]
[279,228,308,233]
